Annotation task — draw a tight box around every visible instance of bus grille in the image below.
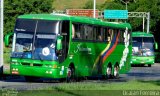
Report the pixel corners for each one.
[22,63,43,67]
[22,63,30,66]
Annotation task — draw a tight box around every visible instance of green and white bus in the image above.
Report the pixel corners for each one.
[6,14,132,81]
[131,32,158,67]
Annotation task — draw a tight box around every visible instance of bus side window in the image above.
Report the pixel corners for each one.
[72,23,81,39]
[108,29,111,42]
[93,26,97,41]
[94,26,102,41]
[72,24,75,38]
[117,30,121,42]
[119,30,124,43]
[103,28,108,41]
[79,24,84,39]
[100,28,103,41]
[115,29,119,41]
[84,25,88,40]
[87,25,93,40]
[84,24,93,40]
[96,27,98,40]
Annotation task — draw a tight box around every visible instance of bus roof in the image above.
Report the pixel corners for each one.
[132,31,153,37]
[18,14,132,30]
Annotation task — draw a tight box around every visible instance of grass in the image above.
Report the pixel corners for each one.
[4,46,11,65]
[49,80,160,90]
[14,80,160,96]
[52,0,106,10]
[3,46,11,74]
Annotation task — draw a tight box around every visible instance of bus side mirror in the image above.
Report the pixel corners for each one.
[56,35,63,51]
[155,42,158,50]
[4,32,13,47]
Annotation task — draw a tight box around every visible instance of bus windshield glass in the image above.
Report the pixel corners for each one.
[132,37,154,56]
[12,19,59,60]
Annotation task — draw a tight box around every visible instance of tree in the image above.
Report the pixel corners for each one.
[100,0,124,10]
[4,0,54,35]
[101,1,160,32]
[101,0,160,49]
[83,0,103,10]
[83,0,93,9]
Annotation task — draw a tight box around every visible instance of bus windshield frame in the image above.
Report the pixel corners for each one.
[132,36,155,56]
[12,19,60,61]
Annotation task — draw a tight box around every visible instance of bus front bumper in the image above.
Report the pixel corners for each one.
[10,65,67,78]
[130,56,154,65]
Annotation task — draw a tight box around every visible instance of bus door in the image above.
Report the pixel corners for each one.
[58,21,70,63]
[80,25,95,76]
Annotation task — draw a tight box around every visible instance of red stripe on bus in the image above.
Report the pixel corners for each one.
[103,32,120,63]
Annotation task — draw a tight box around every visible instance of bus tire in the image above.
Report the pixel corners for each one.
[113,65,119,79]
[66,66,75,82]
[106,65,112,79]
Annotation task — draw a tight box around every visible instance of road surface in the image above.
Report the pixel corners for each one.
[0,63,160,90]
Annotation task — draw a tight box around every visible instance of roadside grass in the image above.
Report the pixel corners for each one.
[52,0,106,10]
[4,47,11,64]
[3,46,11,74]
[17,80,160,96]
[46,80,160,90]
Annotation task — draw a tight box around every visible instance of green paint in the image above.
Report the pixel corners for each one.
[4,32,13,47]
[132,31,153,37]
[10,14,132,79]
[131,32,155,65]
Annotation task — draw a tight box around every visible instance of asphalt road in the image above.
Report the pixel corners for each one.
[125,63,160,81]
[0,63,160,90]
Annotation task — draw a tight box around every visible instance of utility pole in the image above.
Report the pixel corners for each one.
[143,15,145,32]
[0,0,3,74]
[120,0,128,10]
[128,12,150,33]
[146,12,150,33]
[93,0,96,18]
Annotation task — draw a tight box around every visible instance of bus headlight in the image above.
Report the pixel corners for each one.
[44,64,57,68]
[11,62,20,65]
[12,68,18,71]
[45,71,52,74]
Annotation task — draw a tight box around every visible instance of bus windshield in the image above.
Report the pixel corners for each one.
[132,37,154,56]
[12,19,59,61]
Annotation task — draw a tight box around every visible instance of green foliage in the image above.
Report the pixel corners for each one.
[3,0,160,49]
[100,2,124,10]
[83,0,103,9]
[83,0,93,9]
[4,0,54,35]
[96,0,160,52]
[127,0,160,31]
[3,47,11,65]
[100,0,160,44]
[53,0,105,10]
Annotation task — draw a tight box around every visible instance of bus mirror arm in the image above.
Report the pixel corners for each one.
[56,35,63,56]
[155,42,158,50]
[4,32,13,47]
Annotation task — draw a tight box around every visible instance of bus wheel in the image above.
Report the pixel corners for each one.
[114,65,119,79]
[66,67,75,82]
[106,66,112,79]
